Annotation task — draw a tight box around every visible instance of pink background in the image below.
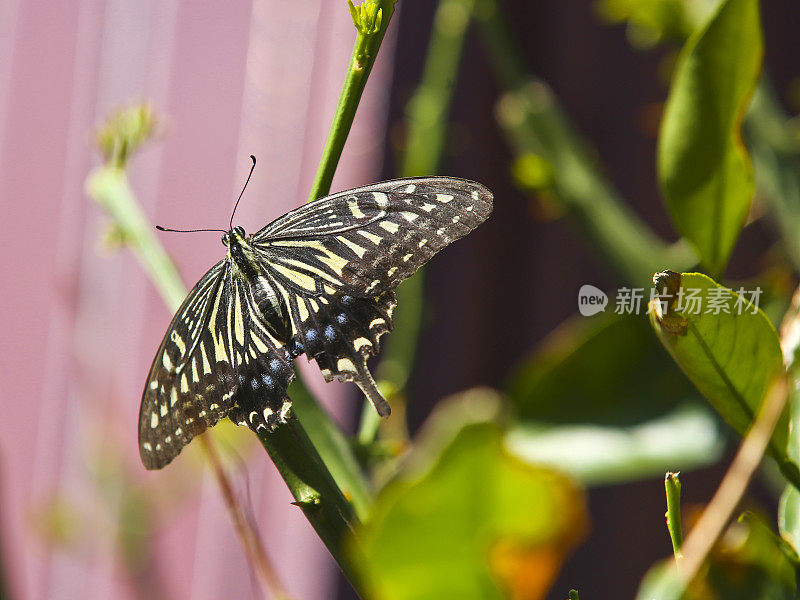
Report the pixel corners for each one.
[0,1,396,598]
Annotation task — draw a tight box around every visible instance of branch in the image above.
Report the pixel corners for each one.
[308,0,398,202]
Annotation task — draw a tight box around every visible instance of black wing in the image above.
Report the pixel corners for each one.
[247,177,492,416]
[139,261,294,470]
[250,177,492,298]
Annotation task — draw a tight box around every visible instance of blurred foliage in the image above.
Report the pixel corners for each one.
[31,496,85,550]
[507,405,722,487]
[745,87,800,272]
[657,0,763,276]
[595,0,718,46]
[508,314,697,426]
[504,313,724,486]
[351,394,587,600]
[95,103,157,169]
[636,513,798,600]
[510,153,556,194]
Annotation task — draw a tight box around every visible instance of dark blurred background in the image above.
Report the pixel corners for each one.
[375,1,800,598]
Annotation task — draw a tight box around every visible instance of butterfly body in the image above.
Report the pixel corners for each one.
[140,177,492,469]
[224,227,294,343]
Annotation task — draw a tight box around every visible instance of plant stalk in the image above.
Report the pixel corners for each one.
[358,0,475,444]
[664,471,683,562]
[308,0,398,202]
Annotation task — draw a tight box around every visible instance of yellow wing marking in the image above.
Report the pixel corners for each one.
[338,235,367,258]
[200,342,212,374]
[357,230,382,245]
[282,257,342,283]
[348,200,365,218]
[170,330,186,355]
[234,285,245,345]
[271,262,317,291]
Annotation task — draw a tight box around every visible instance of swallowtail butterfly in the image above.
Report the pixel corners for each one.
[140,165,492,469]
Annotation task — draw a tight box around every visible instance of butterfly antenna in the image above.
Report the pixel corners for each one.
[155,225,228,234]
[230,155,257,231]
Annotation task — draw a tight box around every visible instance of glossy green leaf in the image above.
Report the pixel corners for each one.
[351,396,587,600]
[657,0,763,275]
[648,272,788,460]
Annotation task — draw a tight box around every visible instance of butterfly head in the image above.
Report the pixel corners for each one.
[222,225,247,247]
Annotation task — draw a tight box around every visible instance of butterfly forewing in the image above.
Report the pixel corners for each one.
[251,177,492,297]
[139,261,294,470]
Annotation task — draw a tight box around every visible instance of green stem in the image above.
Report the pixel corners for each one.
[290,0,402,512]
[87,168,185,311]
[255,407,361,583]
[308,0,398,202]
[473,0,694,286]
[401,0,475,177]
[290,380,373,521]
[665,471,684,561]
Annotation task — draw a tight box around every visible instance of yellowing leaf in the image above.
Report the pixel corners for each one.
[351,396,587,600]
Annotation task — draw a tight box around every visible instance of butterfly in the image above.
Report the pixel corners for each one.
[139,163,493,469]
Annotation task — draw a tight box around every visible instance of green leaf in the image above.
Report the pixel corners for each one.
[657,0,763,276]
[507,405,722,487]
[648,272,788,461]
[507,312,724,486]
[351,395,587,600]
[507,314,699,426]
